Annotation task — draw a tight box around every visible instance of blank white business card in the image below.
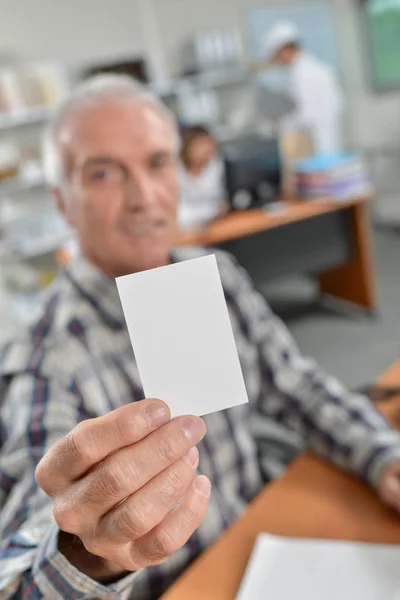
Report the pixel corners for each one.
[116,254,248,418]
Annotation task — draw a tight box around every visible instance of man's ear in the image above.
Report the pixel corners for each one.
[53,187,75,228]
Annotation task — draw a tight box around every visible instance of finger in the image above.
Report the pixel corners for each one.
[51,417,205,535]
[92,447,199,546]
[380,472,400,512]
[130,475,211,571]
[36,399,171,495]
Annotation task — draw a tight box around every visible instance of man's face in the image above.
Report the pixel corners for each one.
[57,99,179,278]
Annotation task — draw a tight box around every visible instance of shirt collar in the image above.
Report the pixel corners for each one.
[64,250,185,330]
[65,254,126,329]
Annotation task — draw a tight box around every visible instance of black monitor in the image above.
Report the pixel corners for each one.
[219,134,282,211]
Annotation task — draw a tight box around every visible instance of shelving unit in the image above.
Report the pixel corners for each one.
[0,103,55,241]
[0,106,54,131]
[0,100,66,342]
[0,175,46,196]
[1,232,70,260]
[154,66,249,97]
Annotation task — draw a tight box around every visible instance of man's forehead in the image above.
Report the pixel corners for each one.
[60,99,175,154]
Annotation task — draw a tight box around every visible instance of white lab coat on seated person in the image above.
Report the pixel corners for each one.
[283,51,344,156]
[178,158,226,231]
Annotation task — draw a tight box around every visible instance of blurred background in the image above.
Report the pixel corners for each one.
[0,0,399,389]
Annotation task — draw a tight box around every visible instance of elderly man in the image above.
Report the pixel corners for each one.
[1,75,400,600]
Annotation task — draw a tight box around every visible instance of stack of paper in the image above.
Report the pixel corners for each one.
[294,154,372,201]
[236,533,400,600]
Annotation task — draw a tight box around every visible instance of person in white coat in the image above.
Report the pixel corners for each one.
[264,20,344,156]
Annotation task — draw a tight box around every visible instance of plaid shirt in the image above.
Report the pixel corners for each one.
[1,247,400,600]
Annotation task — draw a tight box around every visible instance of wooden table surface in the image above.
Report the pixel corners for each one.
[175,196,369,247]
[161,359,400,600]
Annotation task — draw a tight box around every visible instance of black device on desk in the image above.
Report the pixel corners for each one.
[219,134,282,211]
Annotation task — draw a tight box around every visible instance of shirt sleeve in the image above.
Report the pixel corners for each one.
[222,253,400,489]
[0,373,142,599]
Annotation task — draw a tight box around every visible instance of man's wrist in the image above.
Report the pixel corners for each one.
[58,530,130,583]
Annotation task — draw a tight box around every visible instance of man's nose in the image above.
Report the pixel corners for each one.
[124,173,157,211]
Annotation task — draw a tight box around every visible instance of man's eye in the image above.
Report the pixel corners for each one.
[90,168,110,181]
[151,156,171,170]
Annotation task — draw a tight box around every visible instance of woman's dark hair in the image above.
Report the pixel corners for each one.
[283,41,301,52]
[180,125,213,168]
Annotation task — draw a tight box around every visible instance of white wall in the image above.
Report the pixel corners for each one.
[0,0,144,64]
[334,0,400,151]
[334,0,400,220]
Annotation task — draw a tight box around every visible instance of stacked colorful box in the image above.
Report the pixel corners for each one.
[294,154,373,201]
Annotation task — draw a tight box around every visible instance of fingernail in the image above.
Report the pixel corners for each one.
[183,447,199,468]
[181,417,206,444]
[194,475,211,497]
[145,402,169,427]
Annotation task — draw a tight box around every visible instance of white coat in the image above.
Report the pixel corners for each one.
[283,51,344,156]
[178,159,225,231]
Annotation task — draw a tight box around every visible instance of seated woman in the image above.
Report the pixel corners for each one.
[178,125,227,231]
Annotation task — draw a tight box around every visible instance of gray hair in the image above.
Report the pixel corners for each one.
[42,74,179,188]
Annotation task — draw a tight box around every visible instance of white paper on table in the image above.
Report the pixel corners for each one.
[236,533,400,600]
[116,254,248,418]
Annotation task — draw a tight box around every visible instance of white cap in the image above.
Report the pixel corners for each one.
[264,20,301,61]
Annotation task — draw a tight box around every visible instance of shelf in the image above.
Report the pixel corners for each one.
[182,67,248,88]
[0,232,70,260]
[0,176,46,196]
[154,66,249,97]
[0,106,54,130]
[16,233,69,258]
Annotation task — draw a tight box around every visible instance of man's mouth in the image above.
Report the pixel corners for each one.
[121,219,166,236]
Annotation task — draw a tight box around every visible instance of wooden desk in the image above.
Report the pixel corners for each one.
[176,197,377,312]
[161,360,400,600]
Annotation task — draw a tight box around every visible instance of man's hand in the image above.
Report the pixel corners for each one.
[35,400,210,581]
[377,462,400,513]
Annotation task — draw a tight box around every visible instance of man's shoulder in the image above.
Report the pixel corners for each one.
[173,246,242,284]
[0,273,89,381]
